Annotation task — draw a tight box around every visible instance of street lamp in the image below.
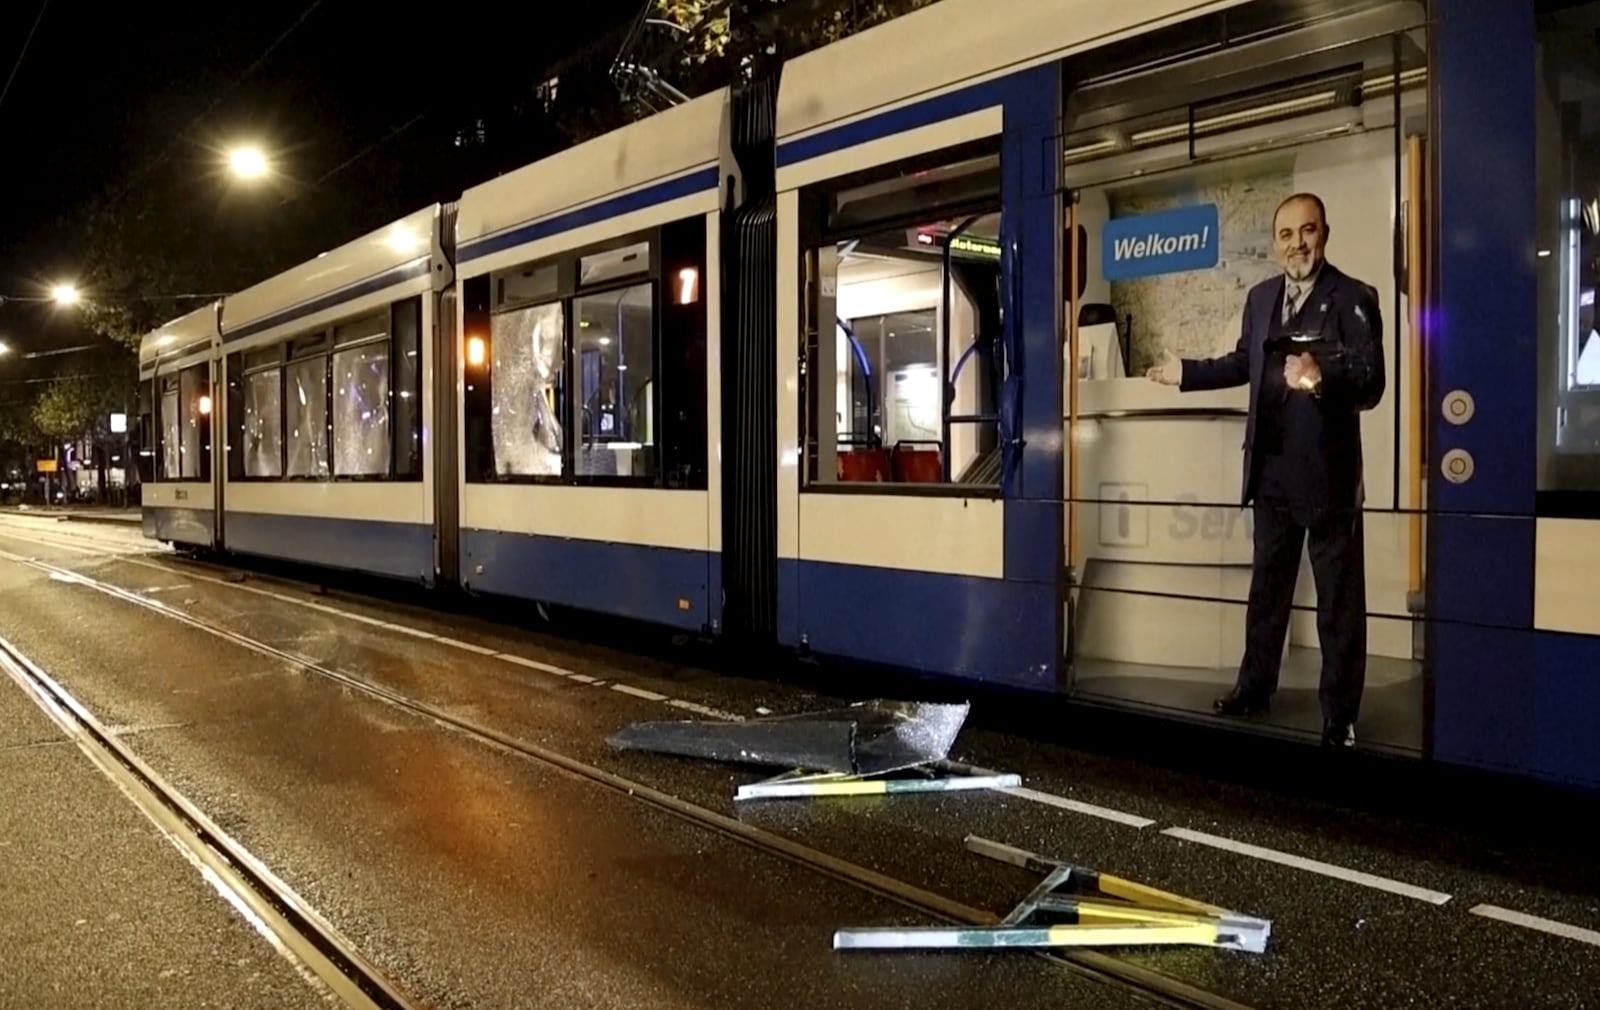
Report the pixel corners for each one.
[228,146,269,180]
[1,287,227,309]
[0,283,83,308]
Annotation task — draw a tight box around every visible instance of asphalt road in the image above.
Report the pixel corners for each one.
[0,513,1595,1009]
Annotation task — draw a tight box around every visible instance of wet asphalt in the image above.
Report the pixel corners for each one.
[0,612,334,1009]
[0,515,1597,1009]
[0,524,1162,1010]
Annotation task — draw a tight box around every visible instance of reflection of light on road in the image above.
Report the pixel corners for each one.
[195,864,310,982]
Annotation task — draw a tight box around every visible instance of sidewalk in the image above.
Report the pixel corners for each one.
[0,505,141,526]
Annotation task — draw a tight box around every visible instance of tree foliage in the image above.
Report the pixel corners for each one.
[75,193,207,351]
[32,376,101,441]
[30,357,135,445]
[0,396,41,452]
[650,0,941,90]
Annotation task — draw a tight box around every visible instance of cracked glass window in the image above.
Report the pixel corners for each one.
[243,368,283,477]
[491,300,565,476]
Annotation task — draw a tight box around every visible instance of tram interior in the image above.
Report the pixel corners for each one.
[820,181,1002,487]
[1059,7,1430,750]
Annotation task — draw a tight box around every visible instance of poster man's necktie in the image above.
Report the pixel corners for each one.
[1283,281,1309,323]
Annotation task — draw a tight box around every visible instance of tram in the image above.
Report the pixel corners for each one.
[136,0,1600,792]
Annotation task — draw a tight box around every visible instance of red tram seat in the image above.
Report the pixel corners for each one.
[891,442,943,483]
[837,448,891,482]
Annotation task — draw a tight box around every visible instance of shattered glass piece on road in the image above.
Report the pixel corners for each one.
[606,699,970,775]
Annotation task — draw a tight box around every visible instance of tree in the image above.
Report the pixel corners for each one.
[0,395,42,482]
[75,195,209,351]
[648,0,941,94]
[26,353,137,503]
[31,375,101,443]
[31,355,134,445]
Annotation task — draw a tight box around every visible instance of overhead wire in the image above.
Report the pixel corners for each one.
[0,0,53,118]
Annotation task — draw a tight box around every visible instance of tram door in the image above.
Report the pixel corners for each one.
[1055,0,1431,752]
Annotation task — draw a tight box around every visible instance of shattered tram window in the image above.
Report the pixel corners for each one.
[160,381,180,480]
[332,342,391,476]
[285,356,329,478]
[179,364,207,480]
[491,300,565,477]
[243,368,283,477]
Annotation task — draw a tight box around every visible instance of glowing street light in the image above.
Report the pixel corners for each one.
[0,340,9,356]
[228,146,269,180]
[50,284,79,306]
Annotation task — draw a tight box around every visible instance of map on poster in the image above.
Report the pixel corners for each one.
[1107,160,1292,372]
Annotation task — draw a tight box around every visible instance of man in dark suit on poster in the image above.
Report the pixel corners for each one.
[1148,192,1385,748]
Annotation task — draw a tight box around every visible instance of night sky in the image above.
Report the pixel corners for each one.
[0,0,642,352]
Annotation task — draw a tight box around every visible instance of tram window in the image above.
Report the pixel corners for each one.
[242,361,283,478]
[799,141,1002,490]
[494,264,559,310]
[334,310,386,346]
[392,297,422,479]
[160,377,180,480]
[332,311,391,477]
[580,241,650,286]
[285,354,329,478]
[575,284,654,480]
[178,364,210,481]
[490,299,567,477]
[463,217,707,489]
[1536,2,1600,509]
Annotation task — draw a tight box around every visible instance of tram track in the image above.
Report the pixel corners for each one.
[0,627,423,1010]
[0,542,1257,1010]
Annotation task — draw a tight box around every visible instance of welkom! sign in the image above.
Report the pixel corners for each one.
[1101,204,1221,281]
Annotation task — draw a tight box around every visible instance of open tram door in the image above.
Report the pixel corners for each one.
[1054,0,1432,752]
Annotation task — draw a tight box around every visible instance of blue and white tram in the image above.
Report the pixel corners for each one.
[136,0,1600,794]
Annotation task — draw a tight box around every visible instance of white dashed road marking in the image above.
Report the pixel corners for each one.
[1162,827,1453,904]
[1001,786,1158,829]
[1469,904,1600,948]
